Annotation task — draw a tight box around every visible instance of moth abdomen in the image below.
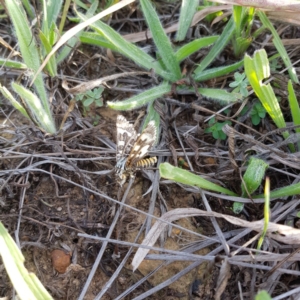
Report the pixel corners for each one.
[136,157,157,168]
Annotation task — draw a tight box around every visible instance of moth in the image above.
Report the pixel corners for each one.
[115,115,157,185]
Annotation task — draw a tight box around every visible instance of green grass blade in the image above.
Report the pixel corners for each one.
[21,0,34,19]
[287,80,300,150]
[175,0,199,42]
[12,83,56,134]
[198,87,242,104]
[254,181,300,199]
[160,162,237,196]
[235,156,268,214]
[233,36,252,57]
[241,157,269,197]
[140,0,181,80]
[6,0,54,126]
[233,5,243,35]
[107,82,171,111]
[287,81,300,125]
[79,32,118,51]
[175,36,218,62]
[244,49,290,142]
[245,7,256,37]
[257,178,270,251]
[0,58,27,69]
[39,30,57,76]
[0,84,29,118]
[258,11,298,83]
[41,0,62,34]
[78,12,175,81]
[0,222,53,299]
[6,0,40,77]
[232,6,255,57]
[194,16,235,73]
[59,0,72,34]
[193,60,244,82]
[40,0,62,75]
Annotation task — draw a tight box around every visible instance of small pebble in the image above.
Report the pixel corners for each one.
[51,249,71,273]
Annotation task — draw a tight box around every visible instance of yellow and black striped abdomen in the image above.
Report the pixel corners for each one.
[136,157,157,168]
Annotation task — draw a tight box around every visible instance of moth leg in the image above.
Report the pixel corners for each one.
[117,173,127,186]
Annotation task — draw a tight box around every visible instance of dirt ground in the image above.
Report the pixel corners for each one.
[0,104,245,299]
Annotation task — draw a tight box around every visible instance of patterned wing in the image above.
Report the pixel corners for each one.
[116,115,137,161]
[126,120,157,168]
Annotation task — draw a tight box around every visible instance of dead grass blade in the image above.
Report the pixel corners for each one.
[62,71,149,95]
[132,207,300,271]
[209,0,300,11]
[267,11,300,26]
[215,257,231,300]
[210,0,300,27]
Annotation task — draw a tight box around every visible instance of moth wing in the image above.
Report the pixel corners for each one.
[116,115,137,160]
[126,120,157,167]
